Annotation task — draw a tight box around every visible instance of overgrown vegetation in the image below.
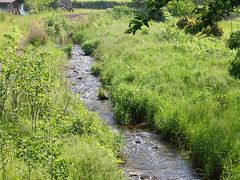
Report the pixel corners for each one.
[0,11,123,179]
[75,9,240,179]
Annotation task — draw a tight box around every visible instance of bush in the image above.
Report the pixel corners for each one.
[176,16,200,34]
[203,24,224,37]
[72,31,86,44]
[227,31,240,49]
[98,88,109,100]
[91,62,102,76]
[43,13,71,35]
[184,17,201,35]
[229,50,240,79]
[26,21,48,46]
[177,17,223,37]
[63,45,73,57]
[82,41,98,56]
[176,16,189,29]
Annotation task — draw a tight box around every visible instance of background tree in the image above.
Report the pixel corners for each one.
[127,0,240,34]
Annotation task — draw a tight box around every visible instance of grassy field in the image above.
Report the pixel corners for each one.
[73,9,240,179]
[0,11,123,179]
[220,18,240,38]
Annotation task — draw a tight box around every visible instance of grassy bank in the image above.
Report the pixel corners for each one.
[74,10,240,179]
[0,12,123,179]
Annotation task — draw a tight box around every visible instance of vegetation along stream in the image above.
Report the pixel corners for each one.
[67,45,200,180]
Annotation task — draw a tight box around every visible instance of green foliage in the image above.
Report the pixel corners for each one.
[43,13,72,44]
[202,24,224,37]
[91,61,103,76]
[167,0,196,17]
[0,12,7,22]
[176,16,189,29]
[110,6,134,19]
[27,21,48,46]
[63,44,73,57]
[77,13,239,178]
[127,0,240,34]
[0,14,123,179]
[98,88,109,100]
[229,50,240,79]
[62,137,124,180]
[72,31,87,44]
[195,0,240,28]
[227,30,240,49]
[82,40,99,55]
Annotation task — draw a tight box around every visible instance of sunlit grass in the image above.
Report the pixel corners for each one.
[75,11,240,179]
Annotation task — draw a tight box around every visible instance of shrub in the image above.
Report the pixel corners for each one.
[229,50,240,79]
[43,13,71,35]
[184,17,201,35]
[177,17,223,37]
[227,31,240,49]
[176,16,189,29]
[26,21,48,46]
[82,41,98,56]
[176,16,201,34]
[63,45,73,57]
[202,24,224,37]
[91,62,102,76]
[72,31,86,44]
[98,88,109,100]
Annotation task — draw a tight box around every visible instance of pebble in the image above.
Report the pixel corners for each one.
[135,140,141,144]
[129,171,142,177]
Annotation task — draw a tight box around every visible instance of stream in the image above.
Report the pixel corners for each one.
[67,45,200,180]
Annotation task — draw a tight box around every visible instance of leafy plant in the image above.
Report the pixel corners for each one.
[82,41,99,56]
[227,30,240,49]
[229,50,240,79]
[98,88,109,100]
[63,44,73,57]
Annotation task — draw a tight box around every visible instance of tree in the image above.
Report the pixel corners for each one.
[126,0,240,34]
[126,0,172,34]
[195,0,240,29]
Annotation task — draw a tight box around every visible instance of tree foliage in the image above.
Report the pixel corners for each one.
[196,0,240,28]
[126,0,172,34]
[127,0,240,34]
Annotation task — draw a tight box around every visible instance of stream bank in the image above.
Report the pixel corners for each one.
[67,45,200,180]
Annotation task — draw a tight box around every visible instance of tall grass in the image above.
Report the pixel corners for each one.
[0,13,124,179]
[75,11,240,179]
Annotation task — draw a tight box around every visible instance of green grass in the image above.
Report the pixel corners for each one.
[0,11,123,179]
[74,11,240,179]
[220,18,240,38]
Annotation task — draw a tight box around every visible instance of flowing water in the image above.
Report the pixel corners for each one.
[67,45,200,180]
